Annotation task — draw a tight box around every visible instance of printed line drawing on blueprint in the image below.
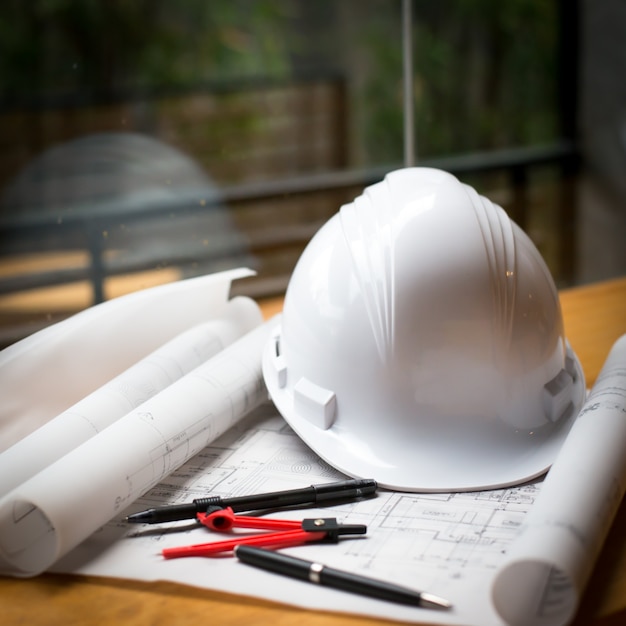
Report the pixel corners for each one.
[340,482,540,589]
[134,403,342,513]
[52,403,543,625]
[104,404,539,571]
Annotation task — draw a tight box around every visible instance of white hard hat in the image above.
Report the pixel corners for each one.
[263,167,585,492]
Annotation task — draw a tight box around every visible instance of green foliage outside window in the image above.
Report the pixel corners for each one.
[0,0,560,171]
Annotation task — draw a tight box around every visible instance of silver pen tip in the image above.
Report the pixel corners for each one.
[419,592,453,610]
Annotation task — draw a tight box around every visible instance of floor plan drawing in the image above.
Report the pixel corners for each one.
[44,404,550,625]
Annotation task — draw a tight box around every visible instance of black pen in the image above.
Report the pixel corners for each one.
[126,478,378,524]
[234,545,452,610]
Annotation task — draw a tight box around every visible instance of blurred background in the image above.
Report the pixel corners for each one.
[0,0,625,347]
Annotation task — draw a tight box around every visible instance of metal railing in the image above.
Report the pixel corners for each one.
[0,139,579,307]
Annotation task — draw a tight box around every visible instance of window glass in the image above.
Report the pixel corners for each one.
[0,0,561,346]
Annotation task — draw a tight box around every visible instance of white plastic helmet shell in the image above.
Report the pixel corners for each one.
[262,167,585,492]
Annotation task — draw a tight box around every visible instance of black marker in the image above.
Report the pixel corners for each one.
[234,545,452,610]
[126,478,378,524]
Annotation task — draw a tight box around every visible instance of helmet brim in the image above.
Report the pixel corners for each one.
[262,317,586,492]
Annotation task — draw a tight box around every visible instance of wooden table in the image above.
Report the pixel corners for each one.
[3,276,626,626]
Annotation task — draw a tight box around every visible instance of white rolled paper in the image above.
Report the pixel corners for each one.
[492,334,626,626]
[0,295,261,497]
[0,267,255,450]
[0,318,275,577]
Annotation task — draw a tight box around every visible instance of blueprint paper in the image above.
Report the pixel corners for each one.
[46,405,523,625]
[0,318,274,577]
[47,336,626,626]
[0,296,262,497]
[42,386,625,626]
[493,334,626,626]
[0,267,254,451]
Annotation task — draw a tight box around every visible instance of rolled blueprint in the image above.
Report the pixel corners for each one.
[492,334,626,626]
[0,295,262,497]
[0,317,275,577]
[0,267,255,450]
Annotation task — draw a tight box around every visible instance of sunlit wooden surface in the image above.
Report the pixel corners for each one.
[3,276,626,626]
